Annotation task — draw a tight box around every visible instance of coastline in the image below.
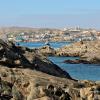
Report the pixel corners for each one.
[0,39,100,99]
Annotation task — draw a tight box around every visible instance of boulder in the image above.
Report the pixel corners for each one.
[38,45,56,56]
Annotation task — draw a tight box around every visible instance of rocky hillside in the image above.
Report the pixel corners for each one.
[1,62,100,100]
[0,65,75,100]
[0,39,71,79]
[0,40,100,100]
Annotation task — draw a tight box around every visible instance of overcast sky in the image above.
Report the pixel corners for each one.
[0,0,100,29]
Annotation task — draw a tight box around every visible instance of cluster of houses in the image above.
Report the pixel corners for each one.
[7,31,58,42]
[6,27,100,42]
[63,27,100,41]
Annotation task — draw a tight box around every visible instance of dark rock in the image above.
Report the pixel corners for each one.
[64,59,91,64]
[32,55,72,79]
[45,85,71,100]
[55,87,63,96]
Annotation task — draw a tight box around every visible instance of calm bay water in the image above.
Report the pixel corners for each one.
[17,41,71,48]
[18,42,100,81]
[48,56,100,81]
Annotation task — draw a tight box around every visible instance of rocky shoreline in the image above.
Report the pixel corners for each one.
[36,40,100,64]
[0,40,100,100]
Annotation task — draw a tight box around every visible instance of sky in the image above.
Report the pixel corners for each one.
[0,0,100,29]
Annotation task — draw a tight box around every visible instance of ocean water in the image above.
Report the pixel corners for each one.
[16,41,71,48]
[48,56,100,81]
[17,42,100,81]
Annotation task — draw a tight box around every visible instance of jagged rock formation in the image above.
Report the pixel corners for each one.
[57,40,100,64]
[0,66,100,100]
[37,45,56,56]
[0,66,76,100]
[0,39,71,79]
[56,41,86,57]
[0,40,100,100]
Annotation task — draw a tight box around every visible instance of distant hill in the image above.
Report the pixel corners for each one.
[0,27,61,34]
